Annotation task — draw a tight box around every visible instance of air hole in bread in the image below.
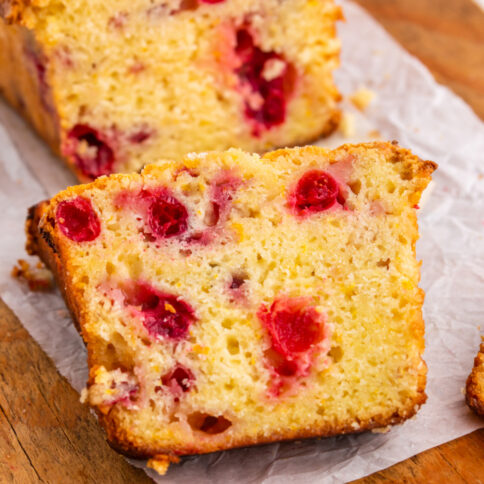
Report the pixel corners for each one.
[187,412,232,434]
[226,336,240,355]
[102,332,135,371]
[377,258,390,269]
[348,179,361,195]
[329,345,343,363]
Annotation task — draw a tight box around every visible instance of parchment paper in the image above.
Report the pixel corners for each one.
[0,2,483,482]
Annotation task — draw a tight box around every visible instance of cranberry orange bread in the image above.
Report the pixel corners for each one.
[0,0,341,182]
[26,143,435,473]
[466,342,484,417]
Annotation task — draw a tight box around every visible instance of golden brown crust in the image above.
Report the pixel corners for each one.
[466,342,484,417]
[26,200,85,335]
[25,142,432,463]
[100,394,426,460]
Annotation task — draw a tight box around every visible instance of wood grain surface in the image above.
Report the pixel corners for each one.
[1,0,483,482]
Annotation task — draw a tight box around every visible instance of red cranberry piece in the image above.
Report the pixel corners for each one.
[56,197,101,242]
[162,365,194,394]
[129,128,152,144]
[235,28,294,134]
[67,124,115,180]
[199,0,226,3]
[258,297,325,357]
[125,283,196,340]
[147,189,189,238]
[230,275,245,290]
[208,172,242,226]
[289,170,340,216]
[264,348,298,377]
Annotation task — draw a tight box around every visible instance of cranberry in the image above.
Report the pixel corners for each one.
[66,124,115,180]
[230,274,246,290]
[208,172,242,226]
[235,28,295,135]
[200,0,226,3]
[162,365,194,394]
[124,283,196,340]
[259,297,325,357]
[289,170,340,216]
[129,128,152,144]
[147,189,189,238]
[264,348,298,377]
[56,197,101,242]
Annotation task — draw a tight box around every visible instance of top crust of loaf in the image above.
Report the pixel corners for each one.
[466,342,484,417]
[25,142,436,461]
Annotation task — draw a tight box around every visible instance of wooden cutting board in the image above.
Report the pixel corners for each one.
[1,0,483,482]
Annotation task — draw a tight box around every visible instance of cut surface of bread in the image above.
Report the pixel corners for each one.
[466,342,484,417]
[26,143,435,471]
[1,0,341,182]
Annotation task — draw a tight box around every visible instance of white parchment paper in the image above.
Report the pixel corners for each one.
[0,2,483,482]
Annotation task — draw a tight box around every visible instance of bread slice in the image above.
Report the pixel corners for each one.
[1,0,341,182]
[466,342,484,417]
[26,143,435,473]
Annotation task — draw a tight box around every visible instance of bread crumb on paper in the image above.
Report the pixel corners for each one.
[11,259,53,291]
[339,112,356,138]
[367,129,381,139]
[350,87,376,111]
[147,454,180,476]
[371,426,391,434]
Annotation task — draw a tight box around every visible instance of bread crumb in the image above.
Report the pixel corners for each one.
[367,129,381,139]
[350,87,376,111]
[147,454,180,476]
[11,259,54,291]
[371,425,391,434]
[339,112,356,138]
[80,388,89,404]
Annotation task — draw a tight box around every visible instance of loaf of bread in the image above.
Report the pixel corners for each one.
[1,0,341,182]
[26,143,435,473]
[466,342,484,417]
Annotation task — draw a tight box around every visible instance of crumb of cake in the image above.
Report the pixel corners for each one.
[350,87,376,111]
[371,426,391,434]
[339,112,356,138]
[11,259,54,291]
[367,129,381,139]
[147,454,180,476]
